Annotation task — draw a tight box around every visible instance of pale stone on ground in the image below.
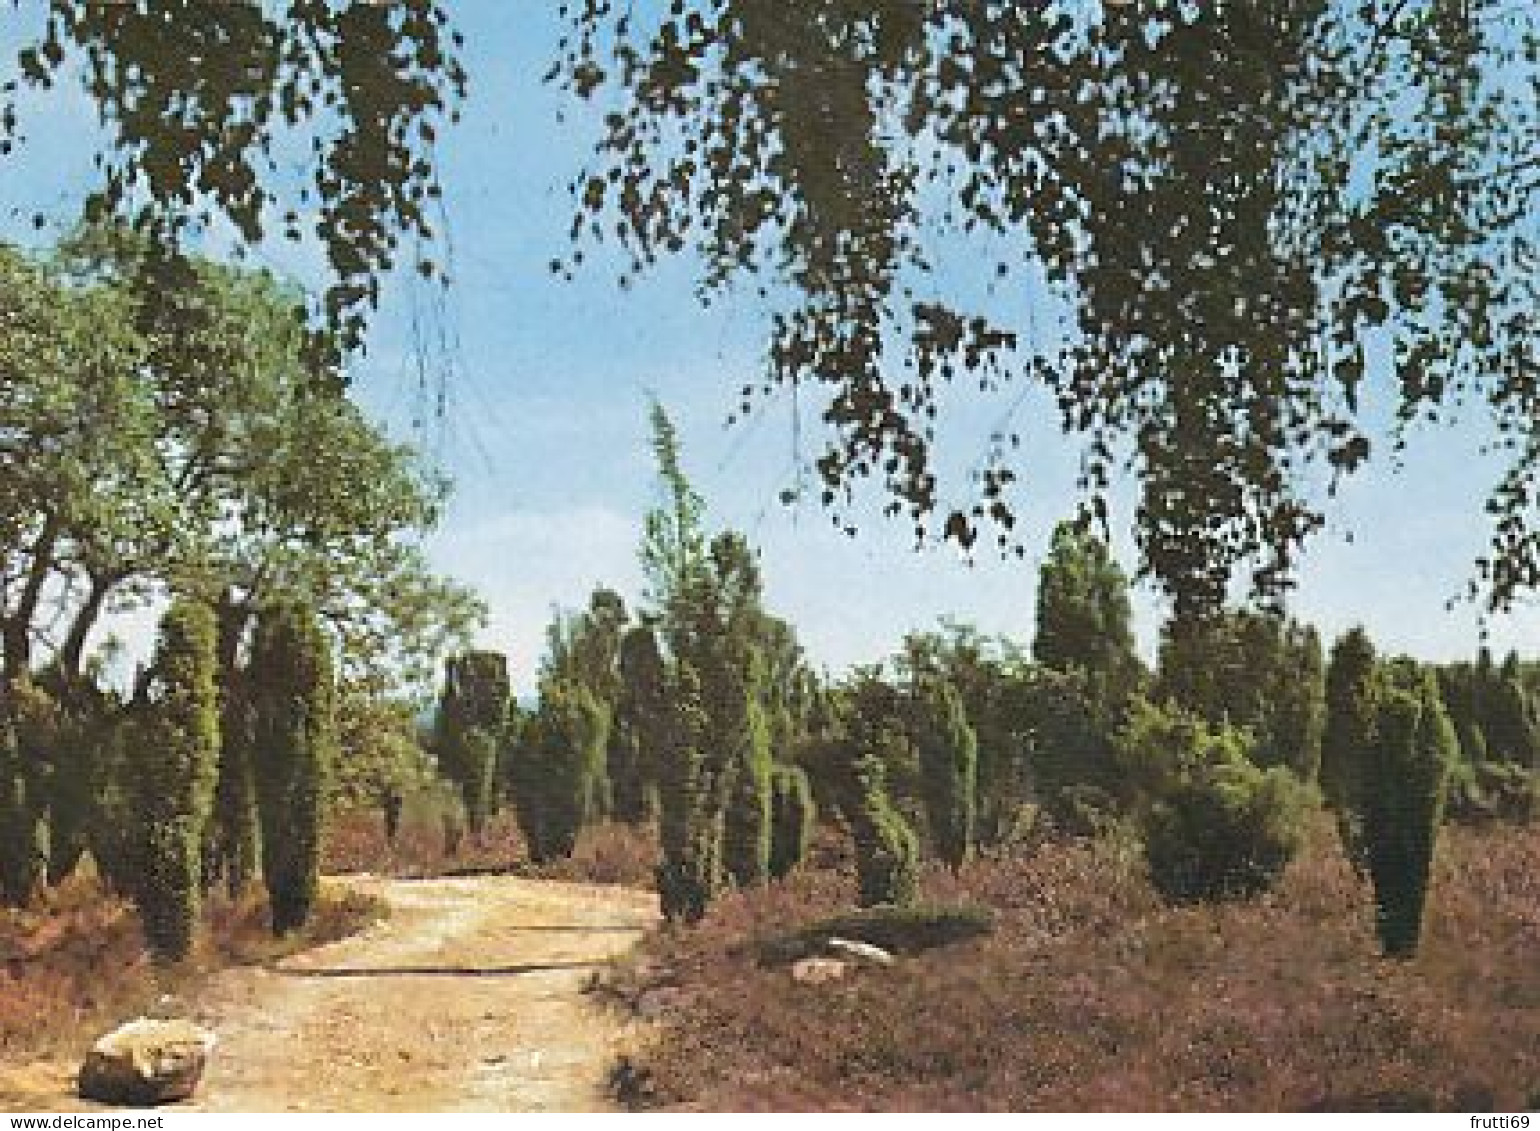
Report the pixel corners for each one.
[77,1018,216,1106]
[825,937,896,966]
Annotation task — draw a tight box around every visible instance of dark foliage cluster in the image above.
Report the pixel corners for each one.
[556,1,1540,620]
[250,600,337,938]
[2,1,468,358]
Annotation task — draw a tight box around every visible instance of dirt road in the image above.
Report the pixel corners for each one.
[3,876,659,1113]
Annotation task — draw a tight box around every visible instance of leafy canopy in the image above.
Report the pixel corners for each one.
[555,0,1540,617]
[1,1,468,356]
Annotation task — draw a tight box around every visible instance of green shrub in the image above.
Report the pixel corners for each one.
[251,600,336,937]
[612,625,663,824]
[1362,673,1454,957]
[614,624,666,824]
[840,732,920,909]
[1322,628,1379,874]
[1446,760,1539,824]
[434,651,510,837]
[32,674,114,886]
[509,680,609,863]
[0,682,46,907]
[656,662,718,923]
[85,719,139,896]
[1113,696,1313,904]
[130,599,221,961]
[206,680,260,898]
[1023,667,1125,829]
[723,693,773,888]
[757,903,995,964]
[1145,757,1314,904]
[913,678,978,867]
[768,763,816,879]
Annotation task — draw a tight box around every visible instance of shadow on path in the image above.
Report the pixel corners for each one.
[492,923,650,934]
[274,960,607,979]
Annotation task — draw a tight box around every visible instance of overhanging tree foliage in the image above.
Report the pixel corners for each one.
[1,2,467,357]
[9,7,1537,617]
[555,1,1540,618]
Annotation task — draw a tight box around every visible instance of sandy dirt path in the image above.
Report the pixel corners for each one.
[2,876,659,1113]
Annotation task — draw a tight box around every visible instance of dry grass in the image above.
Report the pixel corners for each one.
[322,806,529,877]
[0,870,385,1062]
[613,821,1540,1112]
[323,807,659,888]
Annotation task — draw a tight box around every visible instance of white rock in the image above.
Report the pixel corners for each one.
[790,956,850,984]
[78,1018,216,1106]
[825,937,896,966]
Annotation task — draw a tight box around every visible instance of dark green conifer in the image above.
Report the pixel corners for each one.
[131,599,221,961]
[768,763,816,880]
[656,662,717,923]
[509,680,608,862]
[434,650,510,837]
[1363,670,1453,957]
[913,678,978,868]
[251,600,335,937]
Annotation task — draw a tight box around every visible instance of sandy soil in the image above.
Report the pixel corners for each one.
[0,875,659,1113]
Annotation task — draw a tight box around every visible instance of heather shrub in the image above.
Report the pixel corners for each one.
[912,677,977,867]
[251,600,335,937]
[768,763,816,879]
[129,598,221,962]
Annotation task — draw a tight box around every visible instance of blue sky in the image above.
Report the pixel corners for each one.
[2,4,1535,692]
